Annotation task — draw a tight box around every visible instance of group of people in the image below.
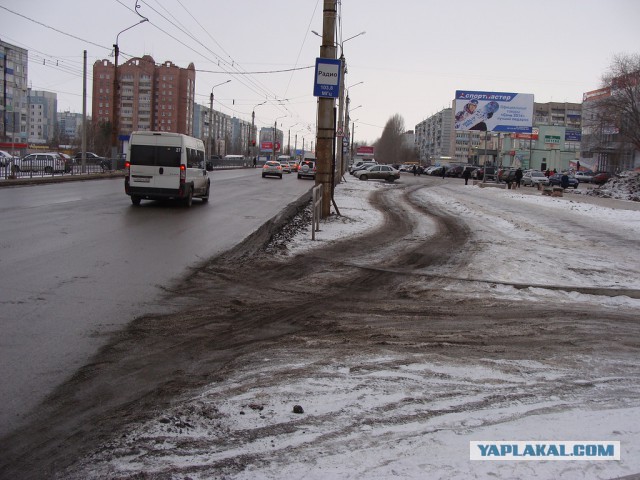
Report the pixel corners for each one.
[411,164,424,176]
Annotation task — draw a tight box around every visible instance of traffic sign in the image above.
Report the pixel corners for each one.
[313,57,341,98]
[336,127,344,137]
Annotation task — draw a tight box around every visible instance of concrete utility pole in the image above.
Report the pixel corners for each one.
[316,0,337,218]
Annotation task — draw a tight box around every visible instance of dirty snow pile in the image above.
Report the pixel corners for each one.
[587,170,640,202]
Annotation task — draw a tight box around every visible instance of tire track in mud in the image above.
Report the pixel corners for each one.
[0,182,469,479]
[4,180,637,479]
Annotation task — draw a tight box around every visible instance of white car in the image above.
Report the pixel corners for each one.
[574,171,594,183]
[522,170,550,187]
[262,161,283,179]
[0,150,17,167]
[18,153,67,174]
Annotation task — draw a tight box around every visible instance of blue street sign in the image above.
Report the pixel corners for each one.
[313,57,341,98]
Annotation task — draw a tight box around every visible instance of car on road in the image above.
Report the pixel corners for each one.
[548,173,579,189]
[592,172,611,185]
[297,160,316,179]
[74,152,106,164]
[125,131,210,207]
[353,164,400,182]
[574,171,594,183]
[262,161,283,179]
[522,170,550,187]
[18,152,67,174]
[279,161,292,174]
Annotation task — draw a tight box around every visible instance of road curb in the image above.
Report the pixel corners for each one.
[0,172,125,187]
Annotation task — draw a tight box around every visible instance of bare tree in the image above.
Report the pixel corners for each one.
[599,53,640,151]
[374,114,405,164]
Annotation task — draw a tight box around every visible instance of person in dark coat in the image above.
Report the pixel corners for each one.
[412,165,417,176]
[441,166,446,178]
[515,167,523,189]
[561,173,570,189]
[462,167,471,185]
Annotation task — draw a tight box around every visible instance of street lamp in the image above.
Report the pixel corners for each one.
[111,1,148,165]
[208,79,231,160]
[272,115,287,161]
[340,31,366,55]
[249,101,266,159]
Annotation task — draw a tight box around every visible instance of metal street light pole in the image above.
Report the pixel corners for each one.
[272,115,287,161]
[208,79,231,161]
[343,81,363,171]
[335,32,365,183]
[111,3,148,167]
[249,101,266,159]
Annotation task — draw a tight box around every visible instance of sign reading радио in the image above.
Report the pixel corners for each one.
[470,441,620,461]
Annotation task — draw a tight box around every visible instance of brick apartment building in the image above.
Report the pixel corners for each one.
[92,55,196,139]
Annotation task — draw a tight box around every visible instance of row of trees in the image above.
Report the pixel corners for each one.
[374,113,419,165]
[584,53,640,171]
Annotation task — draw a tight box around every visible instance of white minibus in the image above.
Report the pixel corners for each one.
[125,131,210,207]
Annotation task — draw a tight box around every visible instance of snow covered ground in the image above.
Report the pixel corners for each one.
[66,175,640,480]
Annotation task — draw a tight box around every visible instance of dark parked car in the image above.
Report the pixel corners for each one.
[498,168,517,184]
[99,157,128,171]
[74,152,105,164]
[548,173,579,189]
[592,172,611,185]
[445,165,469,178]
[429,165,448,176]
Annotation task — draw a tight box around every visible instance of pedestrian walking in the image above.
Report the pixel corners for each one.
[412,165,417,176]
[515,167,523,189]
[462,167,471,185]
[441,166,446,179]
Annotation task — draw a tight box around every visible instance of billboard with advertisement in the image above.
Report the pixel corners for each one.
[454,90,534,133]
[259,128,283,153]
[513,127,539,140]
[356,146,374,156]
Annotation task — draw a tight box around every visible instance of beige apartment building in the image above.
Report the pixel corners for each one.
[92,55,196,139]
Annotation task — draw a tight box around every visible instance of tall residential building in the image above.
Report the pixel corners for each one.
[414,108,452,164]
[230,117,252,156]
[258,126,284,160]
[92,55,196,139]
[57,111,84,141]
[28,90,57,144]
[1,40,29,147]
[193,103,234,157]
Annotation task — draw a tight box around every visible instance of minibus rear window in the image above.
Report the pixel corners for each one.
[130,145,181,167]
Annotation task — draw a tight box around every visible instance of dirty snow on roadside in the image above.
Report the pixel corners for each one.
[66,177,640,480]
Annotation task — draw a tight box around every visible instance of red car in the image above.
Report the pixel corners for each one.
[592,172,611,185]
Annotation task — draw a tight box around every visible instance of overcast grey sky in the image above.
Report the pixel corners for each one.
[2,0,639,145]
